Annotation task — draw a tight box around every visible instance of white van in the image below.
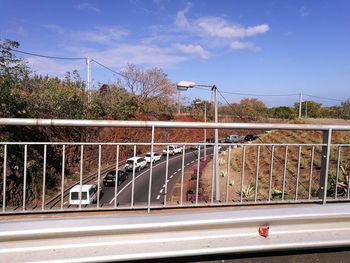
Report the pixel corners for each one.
[69,184,98,205]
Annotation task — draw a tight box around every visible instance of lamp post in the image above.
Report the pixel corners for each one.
[177,81,220,201]
[194,100,207,161]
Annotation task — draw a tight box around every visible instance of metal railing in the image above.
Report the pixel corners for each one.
[1,203,350,262]
[1,118,350,214]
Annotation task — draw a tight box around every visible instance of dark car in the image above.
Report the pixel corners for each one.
[103,170,128,186]
[244,134,259,141]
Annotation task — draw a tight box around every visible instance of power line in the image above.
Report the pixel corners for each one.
[303,93,343,102]
[216,88,243,117]
[12,49,86,60]
[8,49,346,104]
[91,59,128,79]
[220,90,299,97]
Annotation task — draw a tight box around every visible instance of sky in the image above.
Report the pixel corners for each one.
[1,0,349,106]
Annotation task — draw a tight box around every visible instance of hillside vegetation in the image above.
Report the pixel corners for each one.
[215,128,350,202]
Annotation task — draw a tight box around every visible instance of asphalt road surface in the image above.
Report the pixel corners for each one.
[99,146,214,207]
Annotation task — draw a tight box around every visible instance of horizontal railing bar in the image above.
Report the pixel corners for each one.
[1,204,350,263]
[0,199,323,215]
[0,142,327,146]
[1,118,350,131]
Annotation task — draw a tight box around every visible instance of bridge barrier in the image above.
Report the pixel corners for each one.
[0,118,350,214]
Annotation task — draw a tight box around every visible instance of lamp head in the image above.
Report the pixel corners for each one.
[177,81,196,91]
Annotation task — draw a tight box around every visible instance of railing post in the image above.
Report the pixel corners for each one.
[147,125,155,213]
[319,129,332,204]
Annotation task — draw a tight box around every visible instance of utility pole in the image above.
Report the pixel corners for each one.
[177,92,181,115]
[87,56,91,103]
[298,92,303,118]
[213,85,220,201]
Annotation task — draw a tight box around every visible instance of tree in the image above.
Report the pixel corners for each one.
[187,99,213,120]
[95,84,137,120]
[294,100,321,118]
[239,98,268,119]
[0,39,29,117]
[270,106,296,119]
[120,64,177,110]
[340,99,350,119]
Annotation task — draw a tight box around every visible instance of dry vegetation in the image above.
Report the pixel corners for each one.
[195,123,350,204]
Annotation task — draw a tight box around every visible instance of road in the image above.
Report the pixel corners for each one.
[99,146,214,207]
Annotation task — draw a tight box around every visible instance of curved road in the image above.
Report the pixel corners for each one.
[99,146,214,208]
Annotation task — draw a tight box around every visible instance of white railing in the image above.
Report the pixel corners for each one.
[0,118,350,214]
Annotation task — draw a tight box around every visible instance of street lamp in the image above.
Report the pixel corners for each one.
[194,100,207,161]
[177,81,220,201]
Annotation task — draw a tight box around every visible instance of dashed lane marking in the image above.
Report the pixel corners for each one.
[160,189,164,194]
[169,175,173,179]
[156,195,160,200]
[108,148,213,204]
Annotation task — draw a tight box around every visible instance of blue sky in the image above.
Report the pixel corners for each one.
[1,0,349,106]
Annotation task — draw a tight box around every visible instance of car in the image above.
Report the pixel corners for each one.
[244,134,259,142]
[190,145,200,150]
[103,170,128,186]
[162,145,183,156]
[124,157,148,172]
[224,134,240,143]
[144,152,161,163]
[69,184,99,205]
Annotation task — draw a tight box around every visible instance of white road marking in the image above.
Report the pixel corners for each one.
[160,189,163,194]
[177,168,181,172]
[64,201,67,205]
[173,171,177,175]
[108,148,211,204]
[167,179,170,183]
[156,195,160,200]
[163,184,166,187]
[169,175,173,179]
[186,162,190,165]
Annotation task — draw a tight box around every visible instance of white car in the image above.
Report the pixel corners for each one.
[163,145,183,156]
[69,184,98,205]
[125,157,148,172]
[144,152,161,163]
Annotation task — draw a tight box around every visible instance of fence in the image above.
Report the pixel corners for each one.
[0,118,350,214]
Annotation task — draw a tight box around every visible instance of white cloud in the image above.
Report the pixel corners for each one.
[26,57,83,76]
[245,24,270,37]
[73,44,188,68]
[230,41,259,51]
[77,26,128,44]
[173,43,208,59]
[175,2,192,28]
[173,5,269,52]
[43,24,128,44]
[75,2,100,12]
[299,6,309,17]
[196,17,269,38]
